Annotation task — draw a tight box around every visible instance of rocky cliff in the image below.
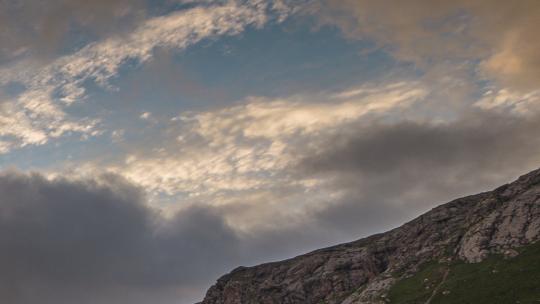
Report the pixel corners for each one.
[198,168,540,304]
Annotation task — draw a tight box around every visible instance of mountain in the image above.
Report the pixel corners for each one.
[197,168,540,304]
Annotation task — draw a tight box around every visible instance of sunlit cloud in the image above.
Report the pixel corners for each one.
[99,81,427,203]
[0,0,293,153]
[474,88,540,115]
[317,0,540,91]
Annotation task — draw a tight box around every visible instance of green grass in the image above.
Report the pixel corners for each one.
[387,261,448,303]
[388,242,540,304]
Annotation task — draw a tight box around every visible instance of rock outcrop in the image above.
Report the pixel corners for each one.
[198,168,540,304]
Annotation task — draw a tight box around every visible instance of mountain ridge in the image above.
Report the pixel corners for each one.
[197,168,540,304]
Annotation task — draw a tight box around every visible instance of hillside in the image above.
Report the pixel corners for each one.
[387,241,540,303]
[198,168,540,304]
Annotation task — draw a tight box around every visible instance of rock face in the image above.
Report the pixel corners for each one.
[198,168,540,304]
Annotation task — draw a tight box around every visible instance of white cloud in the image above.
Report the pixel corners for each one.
[0,0,291,153]
[181,82,426,142]
[110,129,125,143]
[64,81,425,231]
[105,81,427,200]
[140,112,152,120]
[474,88,540,115]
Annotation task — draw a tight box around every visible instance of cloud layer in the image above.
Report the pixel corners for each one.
[317,0,540,91]
[0,171,242,304]
[299,110,540,232]
[3,108,540,303]
[109,81,426,198]
[1,1,540,303]
[0,170,351,304]
[0,0,145,62]
[0,0,291,153]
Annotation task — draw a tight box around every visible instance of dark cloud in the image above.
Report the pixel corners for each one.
[0,170,355,304]
[0,171,242,304]
[299,111,540,237]
[1,113,539,304]
[0,0,146,62]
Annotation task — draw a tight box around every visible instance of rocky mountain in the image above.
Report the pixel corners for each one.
[198,168,540,304]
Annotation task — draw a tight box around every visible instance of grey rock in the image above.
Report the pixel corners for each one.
[198,168,540,304]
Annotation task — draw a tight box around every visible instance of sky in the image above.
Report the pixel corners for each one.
[0,0,540,303]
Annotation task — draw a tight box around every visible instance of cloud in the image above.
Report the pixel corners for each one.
[0,171,244,304]
[0,170,347,304]
[297,110,540,237]
[316,0,540,91]
[140,112,152,120]
[101,81,426,200]
[4,112,540,304]
[53,77,540,251]
[0,88,100,149]
[0,0,146,62]
[1,62,539,304]
[74,78,540,237]
[3,2,540,303]
[0,0,293,154]
[474,88,540,115]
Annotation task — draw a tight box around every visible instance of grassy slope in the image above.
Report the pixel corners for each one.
[387,242,540,304]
